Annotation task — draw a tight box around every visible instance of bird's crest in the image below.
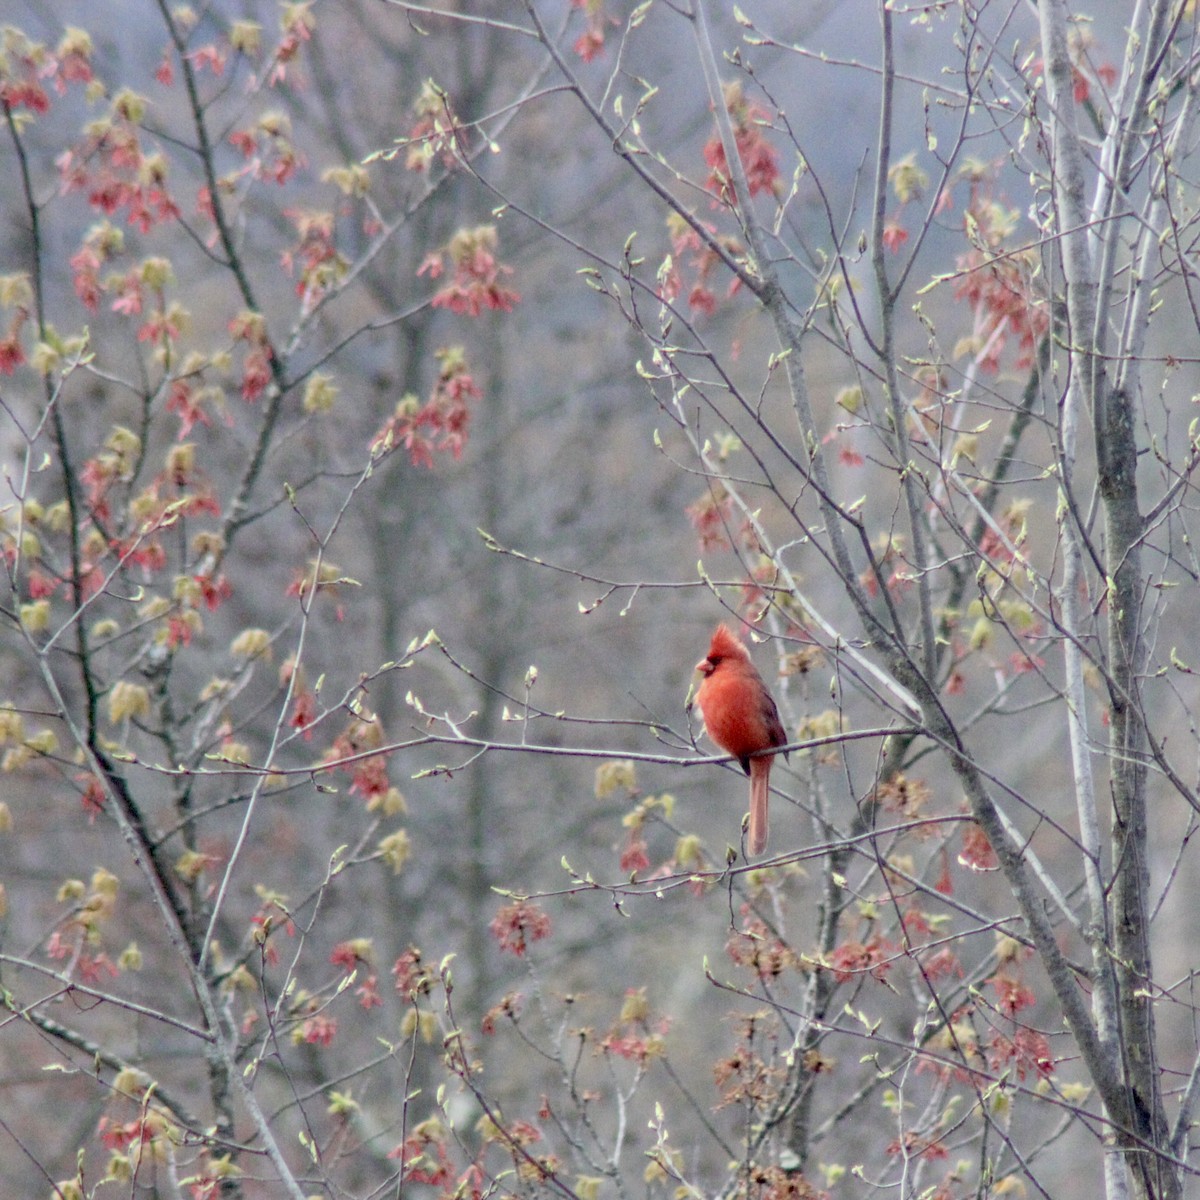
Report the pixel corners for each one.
[707,622,751,664]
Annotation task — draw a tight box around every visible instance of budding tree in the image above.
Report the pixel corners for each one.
[2,3,1200,1200]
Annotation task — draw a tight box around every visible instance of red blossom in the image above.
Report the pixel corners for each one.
[389,1135,454,1188]
[99,1116,153,1152]
[1009,649,1045,675]
[58,115,181,232]
[267,5,314,88]
[229,128,257,158]
[350,756,389,799]
[53,36,95,91]
[356,974,382,1009]
[602,1033,646,1061]
[0,306,29,367]
[324,716,393,801]
[189,43,228,76]
[79,456,117,520]
[428,225,520,317]
[987,1026,1053,1080]
[392,947,429,996]
[165,615,193,649]
[482,991,522,1034]
[54,36,95,89]
[281,208,346,309]
[301,1014,337,1046]
[0,334,26,375]
[989,971,1036,1016]
[827,934,895,983]
[111,272,143,316]
[887,1132,949,1161]
[289,688,317,739]
[882,220,909,253]
[932,846,954,894]
[703,83,780,203]
[417,251,444,279]
[620,835,650,875]
[195,185,214,222]
[404,80,465,172]
[373,345,481,468]
[241,345,273,402]
[489,900,552,957]
[687,283,717,316]
[726,915,795,981]
[166,379,213,438]
[195,572,232,611]
[78,562,106,600]
[921,947,964,981]
[75,774,105,822]
[897,904,934,940]
[685,486,735,552]
[112,534,167,574]
[78,952,119,983]
[330,941,367,972]
[958,821,998,871]
[571,0,610,62]
[661,212,738,314]
[953,189,1048,372]
[574,29,606,61]
[70,244,104,310]
[187,1175,219,1200]
[138,307,182,345]
[0,63,50,114]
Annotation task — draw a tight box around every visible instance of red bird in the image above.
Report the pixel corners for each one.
[693,623,788,856]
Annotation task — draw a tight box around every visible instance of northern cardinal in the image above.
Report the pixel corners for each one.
[693,623,788,856]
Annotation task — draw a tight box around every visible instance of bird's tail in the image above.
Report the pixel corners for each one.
[748,757,771,856]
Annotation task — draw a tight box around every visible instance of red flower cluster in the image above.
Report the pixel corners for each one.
[300,1013,337,1046]
[227,116,303,186]
[404,79,465,173]
[325,714,392,804]
[958,820,998,871]
[58,96,181,233]
[686,484,743,553]
[0,27,93,115]
[571,0,610,61]
[952,187,1048,372]
[228,309,274,403]
[423,225,520,318]
[987,1026,1052,1080]
[826,934,895,984]
[281,207,346,310]
[392,946,431,997]
[489,899,552,957]
[726,914,798,982]
[373,345,481,468]
[388,1131,454,1189]
[659,212,744,317]
[703,82,780,204]
[620,833,650,875]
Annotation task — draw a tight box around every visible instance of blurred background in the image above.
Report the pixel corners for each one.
[2,1,1197,1195]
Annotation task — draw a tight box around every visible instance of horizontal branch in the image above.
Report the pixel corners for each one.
[134,723,907,784]
[1,953,214,1043]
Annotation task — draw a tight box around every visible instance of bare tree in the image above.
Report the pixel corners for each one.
[4,2,1200,1199]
